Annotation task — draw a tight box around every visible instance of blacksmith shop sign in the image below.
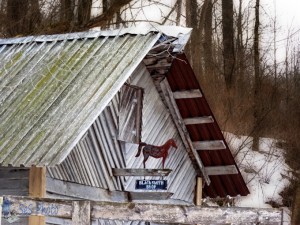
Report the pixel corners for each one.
[135,180,167,190]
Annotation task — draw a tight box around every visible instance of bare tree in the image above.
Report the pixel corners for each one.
[221,0,235,91]
[252,0,260,151]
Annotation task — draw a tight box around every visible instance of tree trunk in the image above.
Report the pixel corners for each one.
[60,0,74,26]
[27,0,41,33]
[236,0,245,97]
[185,0,204,82]
[203,0,213,77]
[6,0,28,36]
[252,0,260,151]
[221,0,235,91]
[78,0,92,26]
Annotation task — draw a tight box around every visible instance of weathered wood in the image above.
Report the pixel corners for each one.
[173,89,202,99]
[0,167,29,179]
[118,84,143,144]
[193,140,226,150]
[72,201,90,225]
[91,201,283,224]
[3,196,73,218]
[28,215,45,225]
[46,217,72,225]
[29,167,46,197]
[129,192,173,200]
[0,197,2,225]
[29,166,46,225]
[195,177,202,206]
[112,168,172,176]
[183,116,214,125]
[2,217,28,225]
[160,79,210,185]
[0,178,29,189]
[3,196,283,224]
[46,177,128,202]
[292,185,300,225]
[205,165,238,175]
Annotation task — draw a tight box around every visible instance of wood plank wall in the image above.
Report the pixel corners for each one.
[0,167,29,225]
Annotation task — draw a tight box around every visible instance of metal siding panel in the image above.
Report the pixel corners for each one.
[123,63,197,203]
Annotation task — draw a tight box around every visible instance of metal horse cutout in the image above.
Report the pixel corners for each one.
[135,139,177,169]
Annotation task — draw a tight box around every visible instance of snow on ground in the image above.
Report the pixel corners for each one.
[224,133,292,208]
[220,133,292,224]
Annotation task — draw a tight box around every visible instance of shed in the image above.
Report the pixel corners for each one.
[0,26,249,225]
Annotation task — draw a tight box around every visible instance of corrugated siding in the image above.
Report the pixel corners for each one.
[0,32,160,167]
[47,95,124,191]
[123,63,197,202]
[48,63,197,203]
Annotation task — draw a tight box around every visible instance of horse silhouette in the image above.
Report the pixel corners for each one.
[135,139,177,169]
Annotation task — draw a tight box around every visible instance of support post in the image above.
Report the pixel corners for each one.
[72,201,90,225]
[196,177,202,206]
[0,197,3,225]
[29,166,46,225]
[292,185,300,225]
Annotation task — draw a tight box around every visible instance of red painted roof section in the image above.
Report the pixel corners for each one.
[166,53,249,197]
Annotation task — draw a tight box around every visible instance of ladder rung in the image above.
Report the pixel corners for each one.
[193,140,226,150]
[184,116,214,125]
[205,165,238,175]
[173,89,202,99]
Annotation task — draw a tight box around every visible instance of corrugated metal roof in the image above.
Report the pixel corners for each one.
[165,53,250,198]
[0,32,160,167]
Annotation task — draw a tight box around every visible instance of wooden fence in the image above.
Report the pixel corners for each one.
[1,196,283,225]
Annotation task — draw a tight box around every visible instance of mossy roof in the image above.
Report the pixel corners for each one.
[0,30,160,167]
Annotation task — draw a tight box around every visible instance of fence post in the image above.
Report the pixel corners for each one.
[72,201,90,225]
[0,197,3,225]
[29,166,46,225]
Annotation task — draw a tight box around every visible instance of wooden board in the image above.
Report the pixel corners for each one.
[183,116,214,125]
[46,177,128,202]
[3,196,283,224]
[129,192,173,200]
[29,166,46,225]
[112,168,172,176]
[173,89,202,99]
[192,140,226,150]
[72,201,90,225]
[205,165,238,175]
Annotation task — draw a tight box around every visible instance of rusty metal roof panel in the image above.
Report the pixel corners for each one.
[0,32,160,167]
[166,53,249,197]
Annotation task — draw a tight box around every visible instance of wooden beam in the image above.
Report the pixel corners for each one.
[173,89,202,99]
[46,177,128,202]
[205,165,238,176]
[29,166,46,225]
[129,192,173,200]
[3,196,283,224]
[160,79,210,185]
[112,168,172,176]
[193,140,226,150]
[72,201,90,225]
[184,116,214,125]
